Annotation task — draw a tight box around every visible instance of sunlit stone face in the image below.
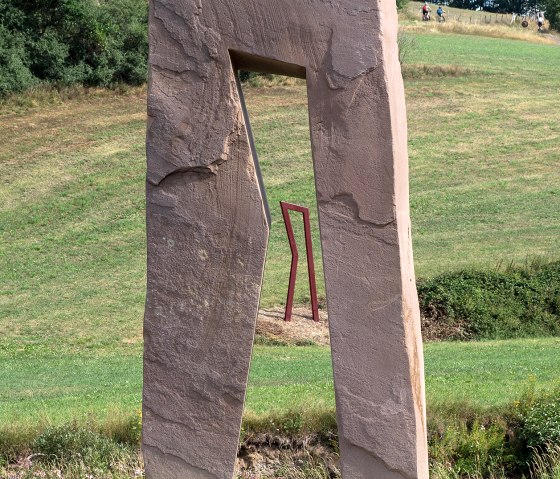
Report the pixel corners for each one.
[143,1,428,477]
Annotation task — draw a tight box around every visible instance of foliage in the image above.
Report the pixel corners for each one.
[1,423,141,478]
[521,387,560,448]
[449,0,546,14]
[418,261,560,340]
[544,0,560,30]
[5,391,560,478]
[0,25,35,96]
[529,444,560,479]
[397,29,418,65]
[397,0,411,10]
[0,0,148,96]
[428,416,516,476]
[33,423,131,468]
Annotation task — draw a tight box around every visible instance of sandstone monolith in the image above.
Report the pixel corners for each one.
[143,1,428,478]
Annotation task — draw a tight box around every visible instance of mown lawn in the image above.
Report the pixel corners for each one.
[1,32,559,431]
[1,338,559,427]
[245,337,560,416]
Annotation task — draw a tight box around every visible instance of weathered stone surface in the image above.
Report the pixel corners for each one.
[143,0,428,478]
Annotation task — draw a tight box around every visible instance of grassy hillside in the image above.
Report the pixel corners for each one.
[1,28,559,449]
[1,28,560,479]
[1,35,558,328]
[406,34,559,276]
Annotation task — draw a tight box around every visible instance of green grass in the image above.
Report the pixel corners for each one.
[406,34,559,276]
[424,337,560,407]
[249,337,560,414]
[1,338,559,427]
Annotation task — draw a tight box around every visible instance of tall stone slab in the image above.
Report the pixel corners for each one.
[143,1,429,478]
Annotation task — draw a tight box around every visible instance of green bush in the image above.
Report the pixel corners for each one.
[0,25,35,96]
[0,0,148,97]
[545,0,560,31]
[3,395,560,478]
[427,401,524,477]
[33,423,129,468]
[429,420,512,477]
[396,0,410,10]
[522,393,560,448]
[418,261,560,340]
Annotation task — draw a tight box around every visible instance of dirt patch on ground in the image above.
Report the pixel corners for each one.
[256,305,460,344]
[256,307,330,346]
[236,433,339,478]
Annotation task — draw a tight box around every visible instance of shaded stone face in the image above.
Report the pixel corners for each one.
[143,1,429,478]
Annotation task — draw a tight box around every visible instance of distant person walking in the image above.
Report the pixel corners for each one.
[537,12,544,31]
[437,5,446,22]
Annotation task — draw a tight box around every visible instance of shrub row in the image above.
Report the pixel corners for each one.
[428,384,560,477]
[418,261,560,341]
[0,0,148,97]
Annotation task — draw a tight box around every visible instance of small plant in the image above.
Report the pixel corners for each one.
[101,409,143,445]
[397,29,418,66]
[396,0,410,10]
[522,393,560,448]
[33,423,130,469]
[530,444,560,479]
[428,418,514,477]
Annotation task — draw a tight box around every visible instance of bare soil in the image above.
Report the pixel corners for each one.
[256,307,330,346]
[236,432,339,478]
[256,305,459,344]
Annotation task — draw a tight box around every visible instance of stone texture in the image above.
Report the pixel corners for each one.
[143,0,428,478]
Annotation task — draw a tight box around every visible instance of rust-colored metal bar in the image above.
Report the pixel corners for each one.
[280,201,320,322]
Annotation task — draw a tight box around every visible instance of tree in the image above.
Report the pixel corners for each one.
[0,0,148,96]
[0,24,35,96]
[544,0,560,29]
[449,0,547,13]
[396,0,410,10]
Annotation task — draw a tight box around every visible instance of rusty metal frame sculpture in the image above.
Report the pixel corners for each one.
[280,201,320,323]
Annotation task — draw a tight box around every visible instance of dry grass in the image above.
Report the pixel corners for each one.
[530,444,560,479]
[402,63,477,79]
[402,21,558,44]
[241,74,306,88]
[0,85,146,116]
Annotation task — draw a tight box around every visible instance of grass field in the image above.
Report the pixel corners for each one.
[1,338,559,427]
[1,27,560,448]
[246,337,560,416]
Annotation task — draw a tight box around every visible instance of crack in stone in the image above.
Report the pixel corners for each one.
[152,63,197,77]
[151,11,200,70]
[149,158,226,186]
[366,293,401,313]
[325,192,395,227]
[337,384,417,478]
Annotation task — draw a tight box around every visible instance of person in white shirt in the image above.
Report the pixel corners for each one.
[537,12,544,31]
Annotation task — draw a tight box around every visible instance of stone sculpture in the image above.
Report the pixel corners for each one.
[143,0,429,478]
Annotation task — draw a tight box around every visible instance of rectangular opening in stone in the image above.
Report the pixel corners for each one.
[232,66,336,470]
